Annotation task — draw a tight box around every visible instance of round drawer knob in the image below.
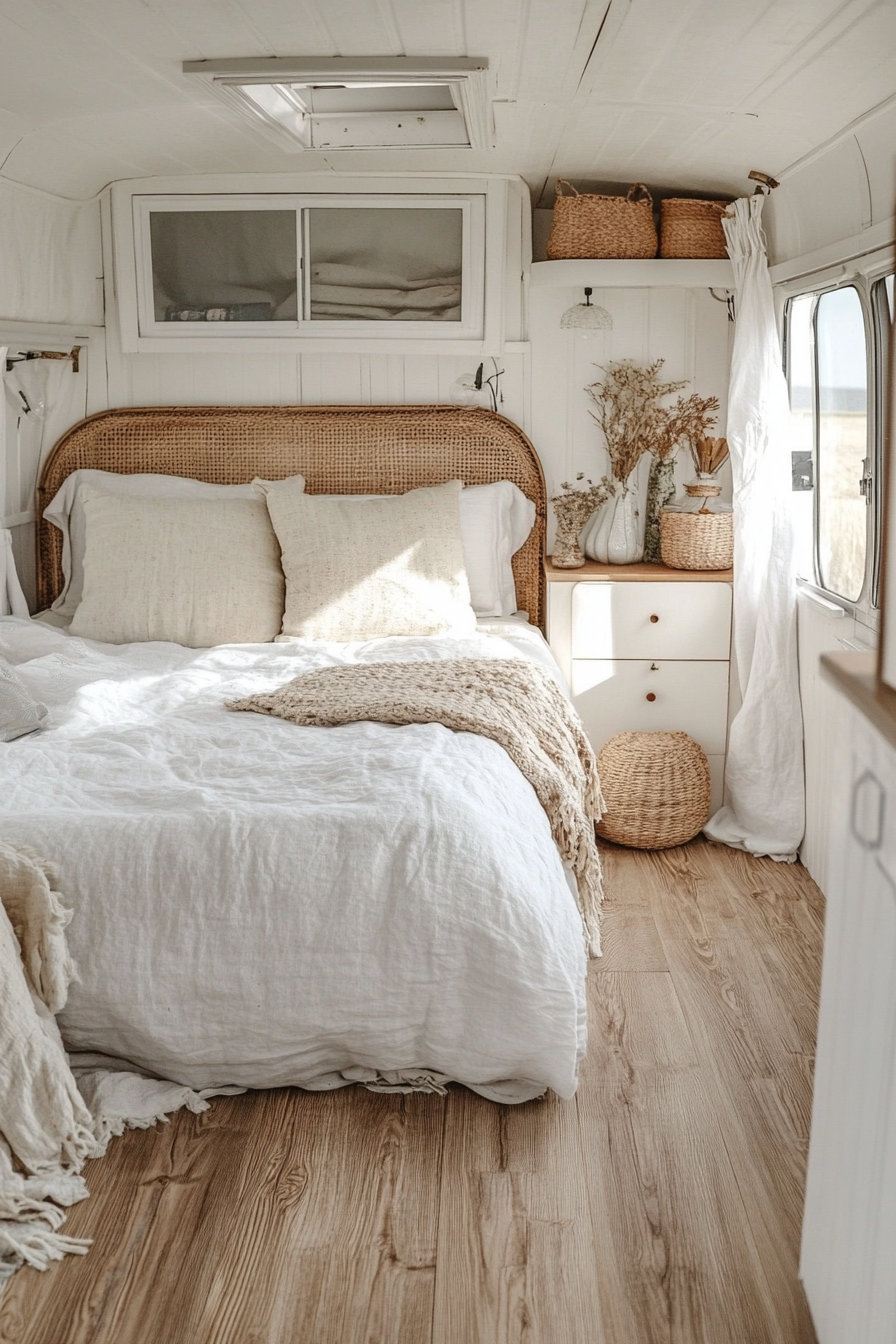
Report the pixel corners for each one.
[649,614,660,623]
[646,692,657,702]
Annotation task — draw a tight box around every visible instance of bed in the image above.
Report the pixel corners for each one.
[0,405,590,1104]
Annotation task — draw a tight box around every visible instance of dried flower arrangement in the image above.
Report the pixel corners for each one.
[690,434,729,476]
[584,359,688,489]
[644,389,721,561]
[550,473,615,568]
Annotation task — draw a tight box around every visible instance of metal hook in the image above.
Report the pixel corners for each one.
[709,288,736,322]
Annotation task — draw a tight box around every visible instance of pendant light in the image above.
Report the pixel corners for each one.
[560,287,612,331]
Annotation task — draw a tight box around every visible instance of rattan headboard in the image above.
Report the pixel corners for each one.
[36,404,547,629]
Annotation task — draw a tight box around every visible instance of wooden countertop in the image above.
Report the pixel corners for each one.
[545,558,734,583]
[821,649,896,752]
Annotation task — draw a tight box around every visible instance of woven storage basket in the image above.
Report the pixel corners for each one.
[546,180,657,260]
[660,483,733,570]
[659,198,730,259]
[596,731,711,849]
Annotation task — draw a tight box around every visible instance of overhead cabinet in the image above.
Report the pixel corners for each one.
[130,193,485,342]
[138,195,482,334]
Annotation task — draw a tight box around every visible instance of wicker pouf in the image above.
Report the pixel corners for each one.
[596,731,711,849]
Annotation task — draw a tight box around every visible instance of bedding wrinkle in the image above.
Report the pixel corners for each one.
[0,615,587,1101]
[228,657,604,956]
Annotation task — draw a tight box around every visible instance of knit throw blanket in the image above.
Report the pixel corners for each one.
[228,658,605,954]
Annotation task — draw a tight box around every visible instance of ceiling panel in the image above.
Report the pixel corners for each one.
[0,0,893,200]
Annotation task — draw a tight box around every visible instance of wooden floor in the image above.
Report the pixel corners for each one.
[1,840,823,1344]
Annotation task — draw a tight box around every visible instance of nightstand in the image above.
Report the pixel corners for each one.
[545,559,734,814]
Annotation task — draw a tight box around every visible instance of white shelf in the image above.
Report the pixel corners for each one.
[530,258,734,288]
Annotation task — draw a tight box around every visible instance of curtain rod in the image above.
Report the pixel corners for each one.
[5,346,81,374]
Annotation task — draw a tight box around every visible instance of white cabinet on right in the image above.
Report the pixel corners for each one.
[800,671,896,1344]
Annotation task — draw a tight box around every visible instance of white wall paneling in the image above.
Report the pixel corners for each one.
[529,282,733,548]
[0,180,103,327]
[103,347,529,429]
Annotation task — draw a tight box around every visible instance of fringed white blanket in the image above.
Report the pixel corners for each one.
[0,841,238,1281]
[228,657,605,955]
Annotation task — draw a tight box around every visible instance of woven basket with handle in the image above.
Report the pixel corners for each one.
[660,482,733,570]
[659,198,730,259]
[546,180,657,259]
[595,731,711,849]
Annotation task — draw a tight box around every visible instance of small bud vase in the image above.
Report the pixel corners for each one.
[644,457,676,564]
[552,532,586,568]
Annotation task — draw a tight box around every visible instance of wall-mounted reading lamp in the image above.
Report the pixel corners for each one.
[449,357,504,411]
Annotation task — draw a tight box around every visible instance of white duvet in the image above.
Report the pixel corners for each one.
[0,616,587,1103]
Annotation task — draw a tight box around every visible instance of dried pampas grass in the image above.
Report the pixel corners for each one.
[584,360,687,485]
[691,435,729,475]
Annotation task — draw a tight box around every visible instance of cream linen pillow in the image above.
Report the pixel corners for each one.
[69,490,285,647]
[43,471,274,619]
[259,477,477,641]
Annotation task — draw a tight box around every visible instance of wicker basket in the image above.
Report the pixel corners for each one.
[659,198,730,259]
[596,731,711,849]
[660,482,733,570]
[547,180,657,260]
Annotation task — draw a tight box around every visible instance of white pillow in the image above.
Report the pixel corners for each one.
[44,469,534,618]
[459,481,535,617]
[258,476,477,641]
[69,490,285,648]
[44,471,266,618]
[0,657,48,741]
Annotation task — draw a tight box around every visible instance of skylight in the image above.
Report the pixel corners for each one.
[184,58,491,153]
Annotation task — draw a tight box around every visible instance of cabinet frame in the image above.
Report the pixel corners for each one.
[132,191,485,343]
[111,174,516,355]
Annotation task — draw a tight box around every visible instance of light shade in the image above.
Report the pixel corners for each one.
[560,287,613,331]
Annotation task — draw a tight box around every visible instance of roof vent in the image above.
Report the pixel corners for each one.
[184,56,492,152]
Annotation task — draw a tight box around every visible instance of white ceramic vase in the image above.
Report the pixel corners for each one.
[582,486,644,564]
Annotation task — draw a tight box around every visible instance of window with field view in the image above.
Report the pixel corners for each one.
[786,284,871,603]
[816,287,868,601]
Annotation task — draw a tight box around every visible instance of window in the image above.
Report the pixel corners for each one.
[815,286,868,601]
[133,193,484,339]
[784,280,884,605]
[871,273,894,606]
[785,293,815,582]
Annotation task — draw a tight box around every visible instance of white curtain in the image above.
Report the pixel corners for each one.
[1,349,85,617]
[0,344,28,617]
[703,194,805,861]
[1,529,29,617]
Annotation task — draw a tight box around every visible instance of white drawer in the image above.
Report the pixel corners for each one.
[571,581,732,660]
[571,658,730,756]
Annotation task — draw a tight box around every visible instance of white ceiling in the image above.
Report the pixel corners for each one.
[1,0,894,200]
